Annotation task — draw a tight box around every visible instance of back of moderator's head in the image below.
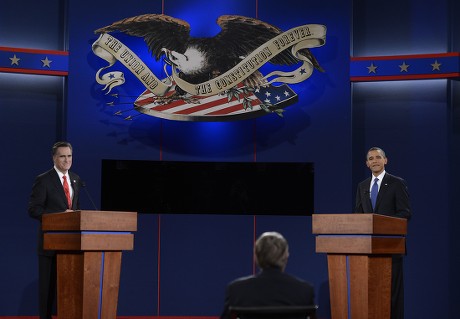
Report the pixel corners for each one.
[254,232,289,270]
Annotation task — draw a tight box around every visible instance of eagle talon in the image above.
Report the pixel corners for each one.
[152,97,174,105]
[182,97,201,104]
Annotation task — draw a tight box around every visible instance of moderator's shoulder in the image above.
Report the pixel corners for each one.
[228,274,256,287]
[285,273,313,287]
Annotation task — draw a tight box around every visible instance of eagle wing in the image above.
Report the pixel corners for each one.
[95,14,190,60]
[216,15,323,71]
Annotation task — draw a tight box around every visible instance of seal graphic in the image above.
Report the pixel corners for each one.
[92,14,326,121]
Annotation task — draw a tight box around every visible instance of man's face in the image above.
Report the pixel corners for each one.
[53,146,72,173]
[366,149,387,176]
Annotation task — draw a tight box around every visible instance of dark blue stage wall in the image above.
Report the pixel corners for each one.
[66,1,350,317]
[0,0,458,319]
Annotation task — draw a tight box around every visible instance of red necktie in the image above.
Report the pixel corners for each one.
[63,175,72,209]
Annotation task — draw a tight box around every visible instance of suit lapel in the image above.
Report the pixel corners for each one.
[50,169,69,209]
[68,172,79,210]
[362,178,373,212]
[375,174,392,210]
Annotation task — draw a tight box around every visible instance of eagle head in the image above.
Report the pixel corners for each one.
[163,45,210,77]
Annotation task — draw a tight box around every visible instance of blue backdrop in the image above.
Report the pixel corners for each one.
[0,0,458,318]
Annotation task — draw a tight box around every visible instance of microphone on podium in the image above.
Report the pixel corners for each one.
[80,180,99,210]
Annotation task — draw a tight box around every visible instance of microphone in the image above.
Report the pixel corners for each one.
[80,180,98,210]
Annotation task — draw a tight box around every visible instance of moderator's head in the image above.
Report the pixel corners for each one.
[254,231,289,271]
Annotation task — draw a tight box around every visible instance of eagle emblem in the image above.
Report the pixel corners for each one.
[92,14,326,121]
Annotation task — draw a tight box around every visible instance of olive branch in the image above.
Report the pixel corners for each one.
[225,86,284,117]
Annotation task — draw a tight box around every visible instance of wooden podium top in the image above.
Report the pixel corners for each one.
[42,210,137,232]
[312,214,407,254]
[312,213,407,235]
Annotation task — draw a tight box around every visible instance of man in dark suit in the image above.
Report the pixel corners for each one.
[355,146,412,319]
[220,232,315,319]
[28,141,81,319]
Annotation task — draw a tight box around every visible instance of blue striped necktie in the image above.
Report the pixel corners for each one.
[371,177,379,210]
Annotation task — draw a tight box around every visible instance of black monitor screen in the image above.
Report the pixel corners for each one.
[101,160,314,215]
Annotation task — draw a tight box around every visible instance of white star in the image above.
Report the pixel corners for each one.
[41,57,52,68]
[283,91,290,97]
[275,95,281,101]
[9,54,20,66]
[264,98,271,103]
[431,60,441,71]
[367,63,377,74]
[399,62,409,72]
[265,91,271,97]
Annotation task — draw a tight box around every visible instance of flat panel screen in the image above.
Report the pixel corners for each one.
[101,160,314,215]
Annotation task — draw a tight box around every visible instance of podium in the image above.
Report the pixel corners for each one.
[42,210,137,319]
[312,213,407,319]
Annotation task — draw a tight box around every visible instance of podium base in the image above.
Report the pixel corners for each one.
[57,251,122,319]
[328,254,391,319]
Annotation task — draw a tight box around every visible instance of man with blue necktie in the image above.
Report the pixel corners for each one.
[355,146,412,319]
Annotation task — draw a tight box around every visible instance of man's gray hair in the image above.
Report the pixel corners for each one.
[254,231,289,270]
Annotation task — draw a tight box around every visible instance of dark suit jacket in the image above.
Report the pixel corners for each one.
[220,267,315,319]
[28,168,81,256]
[355,172,411,219]
[355,172,411,319]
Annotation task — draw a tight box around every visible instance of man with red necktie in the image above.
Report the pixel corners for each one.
[28,141,81,319]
